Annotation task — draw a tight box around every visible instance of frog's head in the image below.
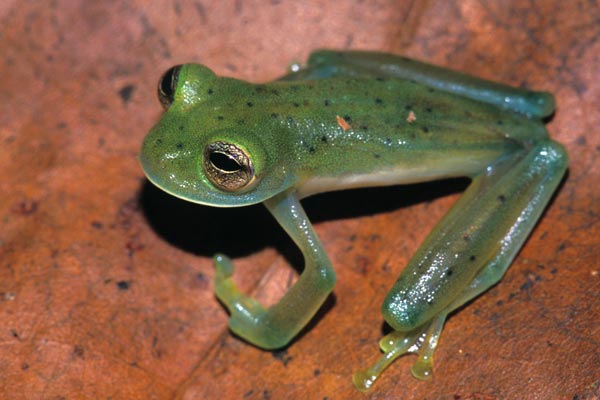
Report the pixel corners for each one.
[140,64,296,207]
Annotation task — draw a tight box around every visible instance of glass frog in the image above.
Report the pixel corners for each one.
[140,50,567,391]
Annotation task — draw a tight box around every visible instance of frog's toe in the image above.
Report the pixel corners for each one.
[213,253,234,278]
[411,352,434,380]
[212,253,242,307]
[353,330,416,391]
[353,315,446,390]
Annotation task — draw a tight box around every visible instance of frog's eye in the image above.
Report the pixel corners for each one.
[203,141,256,192]
[158,65,182,110]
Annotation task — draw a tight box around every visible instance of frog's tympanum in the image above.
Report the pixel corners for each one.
[140,50,567,391]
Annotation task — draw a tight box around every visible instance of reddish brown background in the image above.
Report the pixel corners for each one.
[1,1,598,399]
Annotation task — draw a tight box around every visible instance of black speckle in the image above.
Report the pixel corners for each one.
[290,85,299,91]
[118,84,135,103]
[217,115,224,120]
[21,363,29,371]
[374,97,383,105]
[374,153,381,159]
[384,138,392,145]
[309,146,315,153]
[375,77,385,82]
[91,221,103,229]
[422,126,429,133]
[243,390,254,398]
[425,107,432,112]
[428,88,435,93]
[469,255,476,261]
[270,113,279,119]
[293,102,300,107]
[343,115,352,122]
[498,194,506,203]
[463,234,471,241]
[360,125,369,130]
[520,280,534,291]
[155,138,163,145]
[576,135,586,145]
[287,116,295,124]
[496,119,504,125]
[178,125,184,131]
[314,369,321,376]
[195,272,209,290]
[207,88,213,95]
[246,101,253,107]
[404,104,412,110]
[320,135,328,143]
[73,345,85,358]
[447,269,453,276]
[271,349,293,366]
[324,99,331,106]
[176,143,184,150]
[117,280,130,290]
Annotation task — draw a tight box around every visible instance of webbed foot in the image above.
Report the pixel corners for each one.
[353,315,446,391]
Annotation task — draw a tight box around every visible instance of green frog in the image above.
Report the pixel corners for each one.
[140,50,567,391]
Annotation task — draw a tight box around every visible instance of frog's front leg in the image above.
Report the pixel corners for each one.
[354,140,567,391]
[214,190,336,349]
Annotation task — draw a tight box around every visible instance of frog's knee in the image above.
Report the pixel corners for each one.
[381,294,424,332]
[526,91,556,118]
[537,140,568,168]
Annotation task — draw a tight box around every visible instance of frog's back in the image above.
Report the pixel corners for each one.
[256,77,548,195]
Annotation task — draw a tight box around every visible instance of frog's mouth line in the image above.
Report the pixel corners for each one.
[139,154,275,208]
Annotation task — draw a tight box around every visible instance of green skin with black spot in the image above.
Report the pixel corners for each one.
[140,50,568,391]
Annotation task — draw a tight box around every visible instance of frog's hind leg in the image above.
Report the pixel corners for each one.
[354,139,567,391]
[282,50,554,118]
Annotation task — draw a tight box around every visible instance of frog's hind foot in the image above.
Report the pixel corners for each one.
[352,314,446,392]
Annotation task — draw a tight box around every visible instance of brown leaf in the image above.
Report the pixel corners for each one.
[1,1,598,399]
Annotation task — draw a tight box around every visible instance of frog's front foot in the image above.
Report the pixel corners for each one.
[213,252,267,327]
[352,314,446,392]
[212,254,287,349]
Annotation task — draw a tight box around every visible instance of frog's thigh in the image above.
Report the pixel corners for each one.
[444,140,568,314]
[301,50,554,117]
[384,140,567,331]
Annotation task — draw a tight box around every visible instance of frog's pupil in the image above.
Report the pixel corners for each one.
[210,152,242,172]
